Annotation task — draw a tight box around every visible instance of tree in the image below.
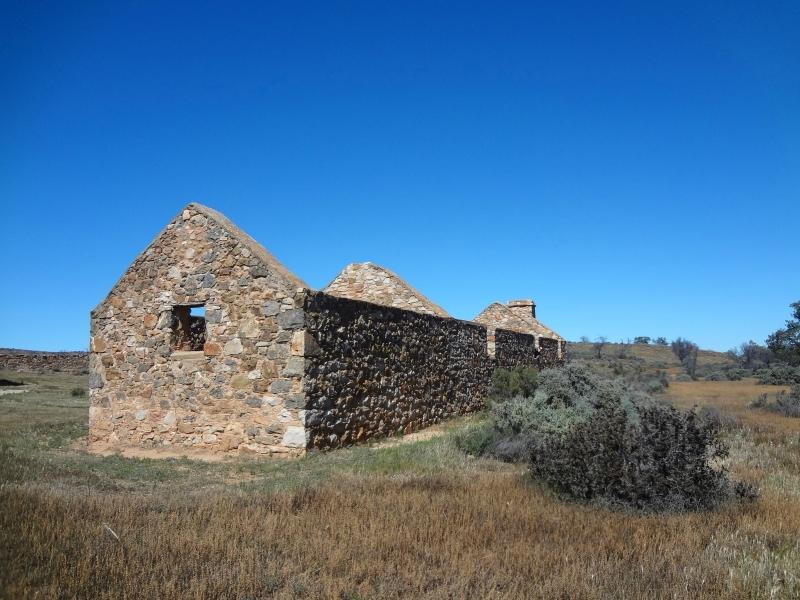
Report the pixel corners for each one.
[654,337,668,346]
[767,302,800,366]
[593,337,607,359]
[683,345,699,378]
[735,340,774,370]
[634,336,651,345]
[672,337,699,378]
[579,336,591,343]
[671,338,696,362]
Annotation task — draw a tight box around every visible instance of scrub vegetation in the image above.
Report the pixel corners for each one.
[3,365,800,599]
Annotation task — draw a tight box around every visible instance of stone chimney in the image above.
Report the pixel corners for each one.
[507,299,536,319]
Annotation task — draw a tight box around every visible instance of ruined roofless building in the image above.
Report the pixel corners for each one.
[89,203,565,456]
[473,299,565,365]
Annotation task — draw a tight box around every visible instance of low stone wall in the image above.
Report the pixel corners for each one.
[494,330,565,370]
[302,291,490,449]
[494,329,539,369]
[0,350,89,374]
[539,338,561,367]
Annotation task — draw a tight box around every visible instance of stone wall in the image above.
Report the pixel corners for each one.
[539,337,561,368]
[302,291,490,449]
[0,350,89,374]
[494,329,564,370]
[494,329,539,369]
[88,204,308,456]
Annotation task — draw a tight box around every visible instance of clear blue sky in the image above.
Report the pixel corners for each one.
[2,1,798,351]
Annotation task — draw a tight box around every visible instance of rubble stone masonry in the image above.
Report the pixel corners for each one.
[0,350,88,374]
[88,204,308,456]
[494,329,540,370]
[88,202,566,456]
[302,291,490,449]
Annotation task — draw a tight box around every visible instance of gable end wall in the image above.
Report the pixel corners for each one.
[88,205,307,456]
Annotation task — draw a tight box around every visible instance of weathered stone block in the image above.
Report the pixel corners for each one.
[269,379,292,394]
[203,341,222,356]
[282,426,306,448]
[277,309,304,329]
[223,338,243,355]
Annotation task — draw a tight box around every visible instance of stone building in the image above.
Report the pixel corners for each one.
[473,299,565,362]
[89,203,564,456]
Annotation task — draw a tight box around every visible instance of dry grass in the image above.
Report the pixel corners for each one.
[668,378,793,436]
[2,371,800,598]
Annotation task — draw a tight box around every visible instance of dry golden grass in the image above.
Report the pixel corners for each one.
[668,378,793,435]
[2,371,800,598]
[0,473,779,599]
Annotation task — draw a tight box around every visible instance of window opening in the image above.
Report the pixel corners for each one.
[171,304,206,351]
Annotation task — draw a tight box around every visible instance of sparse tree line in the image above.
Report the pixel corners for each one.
[575,300,800,383]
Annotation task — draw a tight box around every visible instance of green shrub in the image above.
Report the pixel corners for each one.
[484,364,650,462]
[675,374,692,382]
[703,370,744,381]
[488,366,539,403]
[528,403,751,511]
[752,385,800,418]
[452,421,497,457]
[463,363,753,512]
[754,365,800,385]
[726,368,746,381]
[70,387,86,397]
[645,371,670,393]
[770,389,800,418]
[749,393,768,409]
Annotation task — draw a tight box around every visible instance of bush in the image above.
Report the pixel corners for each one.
[488,366,539,403]
[464,364,752,512]
[675,374,693,382]
[754,365,800,385]
[704,372,726,381]
[645,371,670,393]
[452,421,497,457]
[528,402,748,511]
[751,386,800,418]
[70,387,86,397]
[771,390,800,418]
[748,393,768,409]
[726,368,746,381]
[697,405,741,431]
[703,369,745,381]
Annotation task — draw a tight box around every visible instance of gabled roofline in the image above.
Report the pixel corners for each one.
[190,203,308,290]
[473,301,564,341]
[323,261,450,318]
[91,202,308,315]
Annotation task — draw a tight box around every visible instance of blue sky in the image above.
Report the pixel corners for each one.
[2,1,798,351]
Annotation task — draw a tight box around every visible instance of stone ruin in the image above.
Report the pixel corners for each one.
[89,203,565,456]
[0,349,89,374]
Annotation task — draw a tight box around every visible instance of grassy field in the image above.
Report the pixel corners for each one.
[2,367,800,599]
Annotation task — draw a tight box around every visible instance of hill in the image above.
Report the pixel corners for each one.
[567,342,736,370]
